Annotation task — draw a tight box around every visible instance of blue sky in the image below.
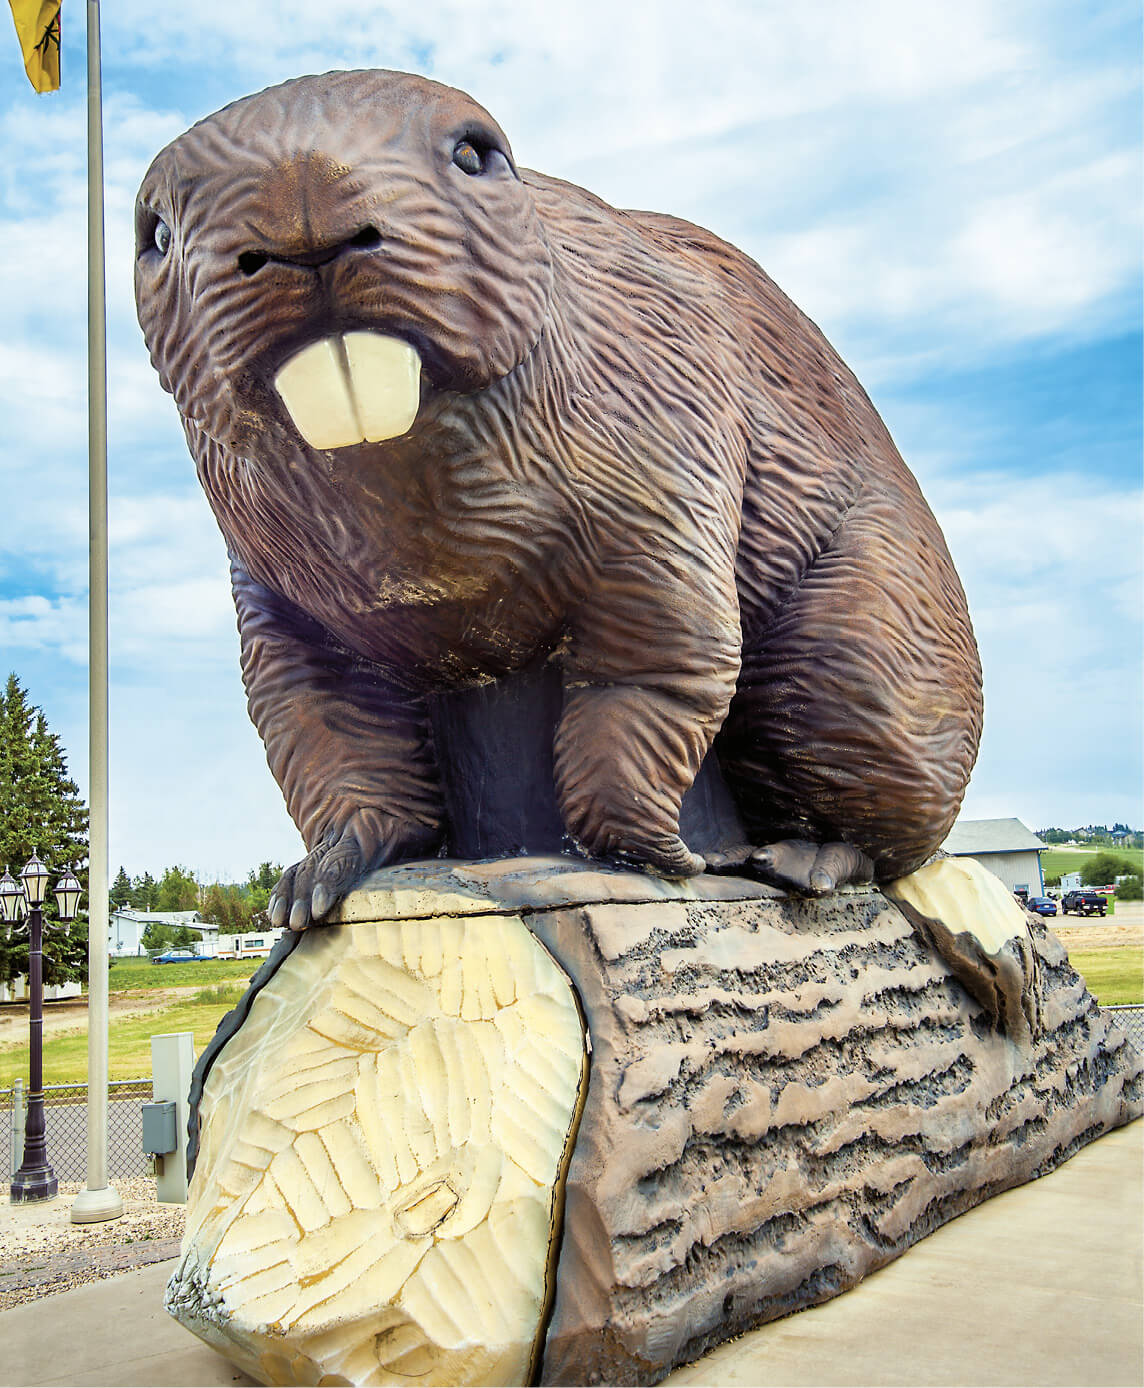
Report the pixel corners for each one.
[1,0,1140,879]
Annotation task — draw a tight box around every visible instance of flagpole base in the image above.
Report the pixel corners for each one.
[70,1184,123,1224]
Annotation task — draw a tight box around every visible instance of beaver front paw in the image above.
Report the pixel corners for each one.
[268,810,440,931]
[604,833,705,879]
[707,839,874,896]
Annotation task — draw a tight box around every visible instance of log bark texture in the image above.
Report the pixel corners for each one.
[523,882,1142,1384]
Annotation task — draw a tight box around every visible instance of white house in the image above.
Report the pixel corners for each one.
[941,817,1046,896]
[108,908,219,957]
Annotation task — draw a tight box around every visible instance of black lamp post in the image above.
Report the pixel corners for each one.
[0,853,83,1203]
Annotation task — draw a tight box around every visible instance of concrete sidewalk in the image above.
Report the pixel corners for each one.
[1,1121,1140,1387]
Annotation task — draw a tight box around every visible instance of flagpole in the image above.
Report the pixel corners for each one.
[71,0,122,1226]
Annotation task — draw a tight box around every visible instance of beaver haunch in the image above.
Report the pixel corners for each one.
[135,69,982,928]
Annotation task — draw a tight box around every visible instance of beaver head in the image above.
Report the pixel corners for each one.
[135,70,554,459]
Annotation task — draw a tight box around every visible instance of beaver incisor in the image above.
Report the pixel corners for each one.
[134,70,982,929]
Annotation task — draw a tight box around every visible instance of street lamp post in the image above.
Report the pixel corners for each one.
[0,853,83,1204]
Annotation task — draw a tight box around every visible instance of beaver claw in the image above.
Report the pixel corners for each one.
[606,834,705,879]
[268,812,440,931]
[269,835,366,932]
[706,838,874,895]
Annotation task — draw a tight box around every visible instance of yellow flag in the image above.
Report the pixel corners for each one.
[9,0,60,92]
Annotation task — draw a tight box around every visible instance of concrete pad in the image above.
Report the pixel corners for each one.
[1,1120,1139,1387]
[0,1261,255,1388]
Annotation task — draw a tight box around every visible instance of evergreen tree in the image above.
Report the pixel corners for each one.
[245,861,283,916]
[0,674,90,987]
[132,871,159,911]
[109,865,132,910]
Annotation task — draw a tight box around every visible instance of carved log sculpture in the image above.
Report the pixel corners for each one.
[169,858,1142,1385]
[134,70,983,925]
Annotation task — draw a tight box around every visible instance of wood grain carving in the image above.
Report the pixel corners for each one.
[168,912,587,1386]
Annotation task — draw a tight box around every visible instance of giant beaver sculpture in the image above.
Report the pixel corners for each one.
[135,70,982,930]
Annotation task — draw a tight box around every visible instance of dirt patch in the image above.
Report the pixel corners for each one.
[0,987,206,1046]
[1052,921,1143,951]
[1050,900,1143,952]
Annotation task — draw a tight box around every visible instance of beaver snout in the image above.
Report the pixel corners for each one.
[238,225,383,277]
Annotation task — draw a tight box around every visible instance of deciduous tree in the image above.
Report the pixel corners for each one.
[1081,852,1135,887]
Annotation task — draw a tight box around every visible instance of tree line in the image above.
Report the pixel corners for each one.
[1037,824,1143,848]
[109,861,283,952]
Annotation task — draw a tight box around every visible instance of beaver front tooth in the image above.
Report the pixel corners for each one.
[274,338,362,450]
[343,332,421,443]
[274,333,421,449]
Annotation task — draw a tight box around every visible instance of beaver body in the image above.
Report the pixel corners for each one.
[135,70,981,926]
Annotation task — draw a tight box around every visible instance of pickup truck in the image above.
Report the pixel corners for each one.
[1060,890,1106,916]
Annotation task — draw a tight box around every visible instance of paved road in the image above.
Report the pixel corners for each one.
[3,1096,150,1184]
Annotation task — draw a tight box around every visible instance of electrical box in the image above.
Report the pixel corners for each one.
[141,1099,178,1156]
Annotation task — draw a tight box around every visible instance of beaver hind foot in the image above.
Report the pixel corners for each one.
[707,839,874,896]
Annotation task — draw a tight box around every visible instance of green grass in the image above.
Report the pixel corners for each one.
[1040,847,1144,881]
[191,982,249,1006]
[1068,947,1144,1006]
[0,956,265,1087]
[0,994,244,1086]
[106,956,263,992]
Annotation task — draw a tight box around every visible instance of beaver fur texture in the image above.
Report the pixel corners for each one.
[135,70,982,928]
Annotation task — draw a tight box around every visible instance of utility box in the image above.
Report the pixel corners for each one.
[141,1100,177,1156]
[150,1031,195,1204]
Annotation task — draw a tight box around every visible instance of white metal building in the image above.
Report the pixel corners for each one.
[941,817,1046,896]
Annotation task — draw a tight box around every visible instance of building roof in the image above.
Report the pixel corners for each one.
[112,908,201,921]
[109,908,215,932]
[941,817,1046,855]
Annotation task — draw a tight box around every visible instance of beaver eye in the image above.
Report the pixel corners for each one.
[154,219,172,255]
[452,140,484,176]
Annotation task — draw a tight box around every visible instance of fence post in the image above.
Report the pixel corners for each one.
[12,1077,25,1173]
[151,1032,195,1204]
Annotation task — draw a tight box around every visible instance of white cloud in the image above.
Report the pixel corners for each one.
[107,666,305,881]
[935,472,1143,828]
[0,594,88,663]
[950,152,1139,333]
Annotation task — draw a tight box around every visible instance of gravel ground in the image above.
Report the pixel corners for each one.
[0,1179,184,1311]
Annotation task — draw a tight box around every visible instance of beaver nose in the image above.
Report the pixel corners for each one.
[237,225,382,277]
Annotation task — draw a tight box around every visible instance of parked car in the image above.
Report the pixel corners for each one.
[1060,890,1106,917]
[152,947,206,964]
[1025,896,1057,917]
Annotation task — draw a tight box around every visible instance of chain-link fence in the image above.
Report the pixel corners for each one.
[1106,1004,1144,1054]
[1,1079,152,1183]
